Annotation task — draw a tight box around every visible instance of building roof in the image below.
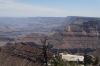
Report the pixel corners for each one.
[59,53,84,61]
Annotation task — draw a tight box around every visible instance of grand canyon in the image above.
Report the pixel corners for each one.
[0,16,100,66]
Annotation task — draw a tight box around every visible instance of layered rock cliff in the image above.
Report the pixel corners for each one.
[57,20,100,49]
[22,20,100,49]
[21,17,100,54]
[0,43,53,66]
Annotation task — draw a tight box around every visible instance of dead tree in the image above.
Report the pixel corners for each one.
[41,36,50,66]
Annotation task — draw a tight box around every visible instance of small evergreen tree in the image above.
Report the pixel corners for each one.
[49,53,68,66]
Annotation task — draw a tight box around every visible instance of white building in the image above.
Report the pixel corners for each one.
[59,53,84,62]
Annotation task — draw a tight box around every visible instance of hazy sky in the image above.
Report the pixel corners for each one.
[0,0,100,17]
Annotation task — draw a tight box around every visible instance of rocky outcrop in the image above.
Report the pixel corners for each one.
[0,43,53,66]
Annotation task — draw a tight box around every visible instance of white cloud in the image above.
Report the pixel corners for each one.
[0,0,100,17]
[0,0,69,17]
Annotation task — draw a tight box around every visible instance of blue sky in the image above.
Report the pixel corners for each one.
[0,0,100,17]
